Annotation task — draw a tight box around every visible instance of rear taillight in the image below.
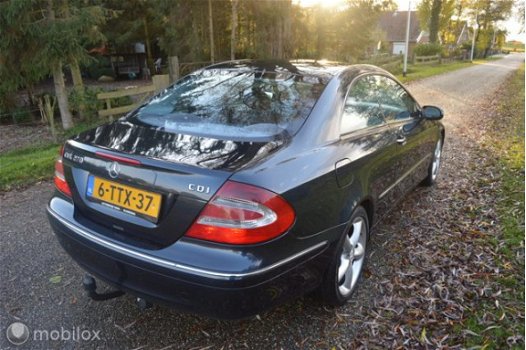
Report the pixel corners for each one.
[185,181,295,245]
[54,146,72,197]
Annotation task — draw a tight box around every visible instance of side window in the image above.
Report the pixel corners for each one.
[341,76,384,134]
[374,76,417,121]
[341,75,419,135]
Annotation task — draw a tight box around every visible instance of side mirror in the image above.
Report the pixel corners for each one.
[422,105,444,120]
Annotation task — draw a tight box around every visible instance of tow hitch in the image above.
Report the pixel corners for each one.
[82,275,152,310]
[82,275,125,301]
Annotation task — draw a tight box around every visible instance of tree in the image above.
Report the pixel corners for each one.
[45,0,74,130]
[41,0,108,129]
[429,0,442,43]
[313,5,331,59]
[469,0,513,57]
[102,0,162,73]
[231,0,239,60]
[154,1,202,61]
[417,0,456,44]
[517,0,525,32]
[1,0,107,128]
[208,0,215,63]
[245,0,293,59]
[338,0,397,61]
[0,1,46,113]
[62,1,108,120]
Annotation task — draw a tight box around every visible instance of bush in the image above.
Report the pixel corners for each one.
[443,47,466,59]
[83,56,115,80]
[0,107,34,125]
[414,43,443,57]
[69,87,104,120]
[460,41,472,51]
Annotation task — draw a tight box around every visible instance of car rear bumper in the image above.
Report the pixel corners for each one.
[46,197,335,319]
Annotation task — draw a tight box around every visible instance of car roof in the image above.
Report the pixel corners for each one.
[203,59,358,83]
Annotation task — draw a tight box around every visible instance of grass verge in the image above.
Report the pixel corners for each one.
[0,143,60,191]
[397,56,505,83]
[0,120,104,192]
[463,64,525,349]
[397,61,473,83]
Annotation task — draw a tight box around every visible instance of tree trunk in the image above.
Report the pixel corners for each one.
[168,56,180,83]
[315,12,324,59]
[208,0,215,63]
[52,61,74,130]
[455,2,464,36]
[231,0,238,60]
[26,84,37,121]
[62,0,85,120]
[282,2,291,59]
[70,57,85,120]
[42,94,58,142]
[47,0,73,130]
[143,17,154,75]
[429,0,442,43]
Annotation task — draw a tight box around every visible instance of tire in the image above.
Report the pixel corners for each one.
[320,206,369,306]
[422,137,443,187]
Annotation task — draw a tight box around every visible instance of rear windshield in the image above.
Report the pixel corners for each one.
[129,69,326,138]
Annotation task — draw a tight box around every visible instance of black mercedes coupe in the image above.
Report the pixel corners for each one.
[47,59,444,319]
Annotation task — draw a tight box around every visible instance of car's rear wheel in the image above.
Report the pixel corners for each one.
[422,138,442,186]
[321,206,369,305]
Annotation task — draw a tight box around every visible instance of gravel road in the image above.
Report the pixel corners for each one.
[1,53,523,349]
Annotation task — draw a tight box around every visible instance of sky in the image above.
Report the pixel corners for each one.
[294,0,525,42]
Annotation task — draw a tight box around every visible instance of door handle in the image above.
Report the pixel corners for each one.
[396,136,407,144]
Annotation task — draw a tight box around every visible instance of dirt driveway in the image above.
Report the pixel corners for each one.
[0,54,523,349]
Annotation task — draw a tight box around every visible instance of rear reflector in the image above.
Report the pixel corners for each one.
[185,181,295,245]
[54,146,72,197]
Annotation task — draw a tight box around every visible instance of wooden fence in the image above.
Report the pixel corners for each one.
[414,54,441,65]
[97,74,170,119]
[360,54,403,74]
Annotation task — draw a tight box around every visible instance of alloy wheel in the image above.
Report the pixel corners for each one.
[337,217,367,296]
[431,139,442,181]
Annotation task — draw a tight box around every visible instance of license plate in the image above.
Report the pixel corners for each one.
[86,175,162,222]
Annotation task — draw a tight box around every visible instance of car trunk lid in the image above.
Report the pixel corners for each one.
[62,121,284,248]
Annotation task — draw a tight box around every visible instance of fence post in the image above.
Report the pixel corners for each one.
[43,95,58,143]
[152,74,170,93]
[168,56,180,83]
[105,98,113,122]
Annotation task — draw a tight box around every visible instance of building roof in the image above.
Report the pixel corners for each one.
[379,11,422,42]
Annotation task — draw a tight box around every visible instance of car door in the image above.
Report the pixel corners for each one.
[336,74,404,222]
[372,75,430,196]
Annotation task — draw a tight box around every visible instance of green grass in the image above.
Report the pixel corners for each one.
[0,120,105,191]
[461,64,525,349]
[0,143,60,191]
[493,64,525,262]
[397,61,473,83]
[396,57,504,83]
